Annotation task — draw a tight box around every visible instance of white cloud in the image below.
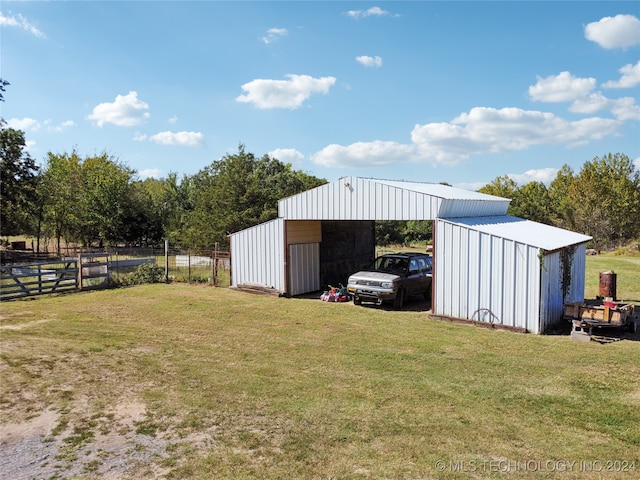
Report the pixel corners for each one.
[568,92,611,114]
[268,148,304,166]
[168,115,178,124]
[87,91,150,127]
[507,168,559,186]
[457,168,559,191]
[528,71,596,103]
[528,71,639,120]
[43,119,76,132]
[7,117,40,131]
[236,74,336,110]
[261,27,287,44]
[139,168,162,179]
[311,107,620,168]
[311,141,416,168]
[133,132,148,142]
[453,181,487,192]
[602,61,640,89]
[609,97,640,121]
[585,14,640,49]
[346,6,392,19]
[0,12,45,38]
[356,55,383,68]
[7,117,75,133]
[570,93,640,121]
[148,131,205,147]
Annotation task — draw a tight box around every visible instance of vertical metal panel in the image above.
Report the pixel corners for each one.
[289,243,320,296]
[278,176,509,221]
[571,244,587,302]
[539,244,586,332]
[439,198,510,217]
[230,218,286,292]
[434,218,544,333]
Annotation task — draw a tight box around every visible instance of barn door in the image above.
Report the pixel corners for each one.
[288,243,320,296]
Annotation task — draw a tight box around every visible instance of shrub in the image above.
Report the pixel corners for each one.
[131,263,165,284]
[112,263,165,287]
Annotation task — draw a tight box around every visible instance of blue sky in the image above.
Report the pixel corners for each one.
[2,1,639,190]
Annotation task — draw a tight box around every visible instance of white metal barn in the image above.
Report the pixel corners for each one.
[434,216,591,333]
[229,176,592,333]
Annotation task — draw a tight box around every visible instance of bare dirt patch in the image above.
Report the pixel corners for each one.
[0,318,53,330]
[0,396,177,480]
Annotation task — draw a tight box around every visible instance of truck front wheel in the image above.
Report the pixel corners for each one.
[393,289,405,310]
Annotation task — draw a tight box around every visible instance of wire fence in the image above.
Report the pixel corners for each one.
[1,244,231,288]
[108,246,231,286]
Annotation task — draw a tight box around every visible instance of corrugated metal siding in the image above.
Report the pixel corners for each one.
[442,216,592,251]
[278,176,509,220]
[229,218,286,292]
[434,218,542,332]
[438,199,510,218]
[289,243,320,296]
[539,243,587,332]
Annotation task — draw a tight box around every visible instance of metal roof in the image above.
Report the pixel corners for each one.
[371,179,507,201]
[278,176,510,220]
[440,215,592,251]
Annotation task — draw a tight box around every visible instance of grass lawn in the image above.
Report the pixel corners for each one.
[1,274,639,478]
[584,252,640,305]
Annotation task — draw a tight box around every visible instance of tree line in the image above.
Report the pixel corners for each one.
[1,78,638,253]
[478,154,640,250]
[0,136,325,253]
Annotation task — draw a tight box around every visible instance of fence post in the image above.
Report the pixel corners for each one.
[77,254,83,290]
[213,242,218,286]
[164,239,169,283]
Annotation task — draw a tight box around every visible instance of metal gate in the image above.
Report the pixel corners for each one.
[0,254,110,301]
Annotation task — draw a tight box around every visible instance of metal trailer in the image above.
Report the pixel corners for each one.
[564,299,638,341]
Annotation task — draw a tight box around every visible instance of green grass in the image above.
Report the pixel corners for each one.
[1,281,639,478]
[585,253,640,304]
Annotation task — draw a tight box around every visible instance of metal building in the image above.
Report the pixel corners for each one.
[433,216,591,333]
[229,176,591,333]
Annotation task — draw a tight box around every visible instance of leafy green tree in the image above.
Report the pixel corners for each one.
[375,221,405,247]
[569,153,640,248]
[38,151,135,251]
[0,78,8,103]
[548,164,577,231]
[478,175,518,202]
[0,125,40,236]
[183,145,326,249]
[124,176,183,247]
[80,154,135,246]
[163,173,197,246]
[39,151,84,253]
[403,220,432,245]
[511,181,552,224]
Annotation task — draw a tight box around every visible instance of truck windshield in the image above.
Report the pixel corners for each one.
[373,256,408,272]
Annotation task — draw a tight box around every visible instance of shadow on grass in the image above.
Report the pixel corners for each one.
[292,291,432,312]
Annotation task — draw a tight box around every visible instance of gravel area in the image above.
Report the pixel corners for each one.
[0,401,175,479]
